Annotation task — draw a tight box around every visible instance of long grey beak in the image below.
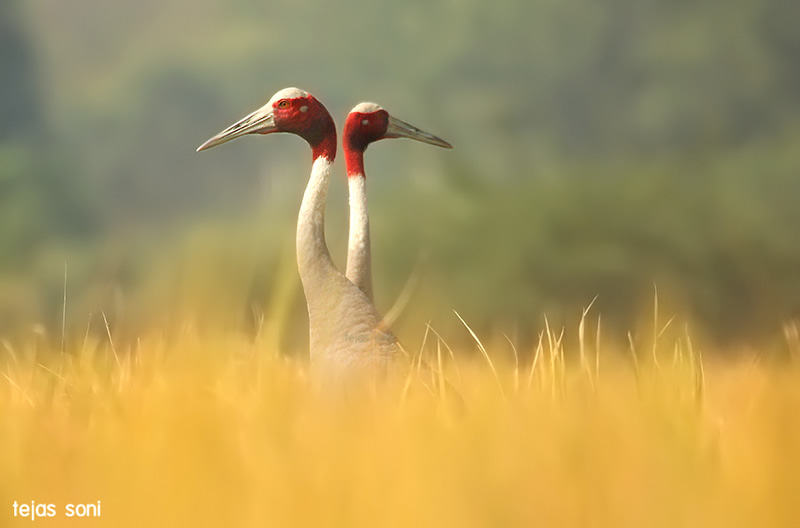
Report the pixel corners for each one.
[197,106,278,152]
[385,116,453,149]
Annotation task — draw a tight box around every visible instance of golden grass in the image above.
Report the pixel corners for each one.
[1,322,800,528]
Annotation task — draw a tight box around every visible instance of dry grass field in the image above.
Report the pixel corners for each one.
[1,319,799,528]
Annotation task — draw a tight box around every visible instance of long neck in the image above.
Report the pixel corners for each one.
[297,156,338,294]
[346,173,373,301]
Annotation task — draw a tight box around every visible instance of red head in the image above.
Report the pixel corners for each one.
[197,87,337,161]
[343,102,453,177]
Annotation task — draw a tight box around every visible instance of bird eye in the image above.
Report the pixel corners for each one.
[277,100,290,109]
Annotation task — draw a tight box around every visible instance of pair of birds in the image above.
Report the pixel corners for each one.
[197,87,452,379]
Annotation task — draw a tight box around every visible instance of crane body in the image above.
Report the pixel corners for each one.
[343,102,452,301]
[198,88,398,378]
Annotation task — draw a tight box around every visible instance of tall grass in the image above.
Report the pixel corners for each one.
[1,319,800,527]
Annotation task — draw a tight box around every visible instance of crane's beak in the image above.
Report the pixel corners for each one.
[385,116,453,149]
[197,106,278,152]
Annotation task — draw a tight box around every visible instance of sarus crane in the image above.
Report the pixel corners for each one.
[197,88,399,379]
[343,102,453,302]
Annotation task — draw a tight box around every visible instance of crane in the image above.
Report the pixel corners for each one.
[343,102,453,302]
[197,88,400,379]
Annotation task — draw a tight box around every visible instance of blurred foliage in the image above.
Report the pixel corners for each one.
[1,0,800,350]
[375,137,800,346]
[0,1,43,143]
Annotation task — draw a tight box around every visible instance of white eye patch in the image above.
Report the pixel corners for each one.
[362,119,369,126]
[300,106,308,113]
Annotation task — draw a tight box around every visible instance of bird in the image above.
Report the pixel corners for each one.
[343,102,453,302]
[196,88,401,380]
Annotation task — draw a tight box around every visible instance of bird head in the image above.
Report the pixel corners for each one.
[197,87,337,161]
[344,102,453,153]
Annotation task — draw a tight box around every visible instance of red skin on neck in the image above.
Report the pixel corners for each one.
[343,110,390,178]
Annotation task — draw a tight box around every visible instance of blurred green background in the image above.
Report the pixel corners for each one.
[2,0,799,352]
